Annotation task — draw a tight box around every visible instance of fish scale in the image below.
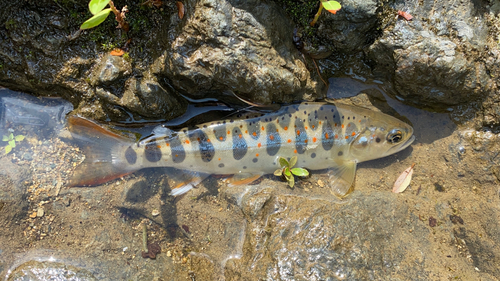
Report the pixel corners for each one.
[68,102,415,198]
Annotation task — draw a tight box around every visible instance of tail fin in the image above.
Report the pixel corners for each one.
[67,116,138,187]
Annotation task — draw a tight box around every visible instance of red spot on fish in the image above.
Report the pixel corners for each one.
[227,130,230,135]
[218,158,221,161]
[313,137,317,142]
[175,154,178,157]
[334,123,337,127]
[207,139,211,142]
[261,126,265,131]
[297,130,300,136]
[305,126,308,130]
[397,10,413,21]
[197,138,200,141]
[305,140,308,143]
[288,139,292,143]
[253,132,257,137]
[284,126,288,130]
[335,134,338,139]
[185,140,190,144]
[256,153,259,157]
[341,124,344,128]
[258,143,262,148]
[325,133,329,139]
[276,129,279,133]
[245,130,248,134]
[239,134,242,139]
[348,124,351,127]
[294,149,297,154]
[166,143,170,146]
[319,121,322,125]
[270,135,274,141]
[312,125,315,129]
[345,136,349,139]
[219,137,223,140]
[157,145,161,149]
[352,132,356,136]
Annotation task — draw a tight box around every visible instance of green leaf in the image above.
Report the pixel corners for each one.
[291,168,309,177]
[288,176,295,188]
[2,135,8,141]
[15,135,24,142]
[284,167,291,177]
[5,145,12,154]
[89,0,111,15]
[322,1,341,13]
[274,169,283,176]
[289,156,297,168]
[279,157,289,168]
[8,133,14,141]
[8,140,15,148]
[80,8,112,30]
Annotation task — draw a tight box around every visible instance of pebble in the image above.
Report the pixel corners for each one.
[152,209,160,217]
[317,180,325,188]
[166,251,171,257]
[36,208,44,217]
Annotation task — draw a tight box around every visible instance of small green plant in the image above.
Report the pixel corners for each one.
[80,0,129,31]
[274,156,309,187]
[310,0,341,26]
[2,132,25,154]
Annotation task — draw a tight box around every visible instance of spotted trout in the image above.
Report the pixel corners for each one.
[68,102,414,197]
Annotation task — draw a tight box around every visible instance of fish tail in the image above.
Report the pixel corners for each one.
[67,116,137,187]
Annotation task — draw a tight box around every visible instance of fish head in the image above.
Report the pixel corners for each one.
[349,114,414,162]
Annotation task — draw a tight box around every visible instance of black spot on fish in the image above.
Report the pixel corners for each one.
[189,129,215,162]
[322,121,334,151]
[246,119,260,140]
[252,158,258,163]
[232,127,248,160]
[266,123,281,156]
[338,151,343,157]
[376,137,381,143]
[145,142,162,162]
[219,163,225,168]
[295,118,308,154]
[243,166,247,169]
[125,146,137,164]
[170,137,185,163]
[213,124,227,142]
[311,153,316,158]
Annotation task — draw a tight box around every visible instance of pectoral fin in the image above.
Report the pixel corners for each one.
[327,161,357,198]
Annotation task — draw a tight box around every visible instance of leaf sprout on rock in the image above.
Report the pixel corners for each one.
[2,132,25,155]
[80,0,129,32]
[310,0,342,26]
[274,156,309,188]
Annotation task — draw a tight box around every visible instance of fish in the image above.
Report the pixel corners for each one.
[68,102,415,198]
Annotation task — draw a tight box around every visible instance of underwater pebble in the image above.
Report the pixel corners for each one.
[166,251,171,257]
[36,208,44,217]
[317,180,325,188]
[152,209,160,217]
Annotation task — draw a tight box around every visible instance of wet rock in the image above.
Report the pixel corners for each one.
[7,260,97,281]
[157,0,322,104]
[0,159,30,202]
[367,0,493,110]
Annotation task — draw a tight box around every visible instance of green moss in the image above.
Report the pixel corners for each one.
[4,19,16,30]
[276,0,319,36]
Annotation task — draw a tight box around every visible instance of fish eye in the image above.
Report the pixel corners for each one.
[387,130,403,143]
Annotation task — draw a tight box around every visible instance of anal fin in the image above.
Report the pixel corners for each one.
[327,161,357,198]
[226,173,263,187]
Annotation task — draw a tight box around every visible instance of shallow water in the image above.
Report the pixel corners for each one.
[1,81,499,280]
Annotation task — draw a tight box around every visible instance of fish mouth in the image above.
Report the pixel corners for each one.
[387,135,415,155]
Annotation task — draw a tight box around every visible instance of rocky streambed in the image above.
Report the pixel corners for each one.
[1,0,500,280]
